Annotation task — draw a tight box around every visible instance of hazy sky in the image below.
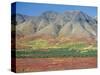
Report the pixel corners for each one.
[12,2,97,17]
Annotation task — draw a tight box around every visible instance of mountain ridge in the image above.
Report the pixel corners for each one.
[12,10,97,40]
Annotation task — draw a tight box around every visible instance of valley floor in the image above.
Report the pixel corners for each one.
[16,57,97,72]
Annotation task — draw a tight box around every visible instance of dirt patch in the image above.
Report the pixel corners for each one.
[16,57,97,72]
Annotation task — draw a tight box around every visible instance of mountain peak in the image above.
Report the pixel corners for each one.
[41,11,59,17]
[14,10,97,39]
[64,10,83,14]
[40,11,60,23]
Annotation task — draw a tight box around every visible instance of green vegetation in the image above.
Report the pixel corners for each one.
[25,39,88,49]
[16,39,97,58]
[27,39,49,49]
[16,48,97,58]
[22,39,97,50]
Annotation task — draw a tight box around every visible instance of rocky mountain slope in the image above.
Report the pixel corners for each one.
[12,10,97,39]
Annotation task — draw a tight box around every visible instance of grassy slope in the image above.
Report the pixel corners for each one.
[16,39,97,58]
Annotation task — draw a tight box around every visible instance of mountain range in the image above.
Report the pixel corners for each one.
[11,10,97,40]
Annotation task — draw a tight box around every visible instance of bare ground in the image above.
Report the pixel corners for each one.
[16,57,97,72]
